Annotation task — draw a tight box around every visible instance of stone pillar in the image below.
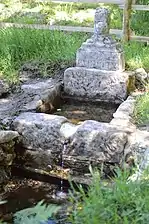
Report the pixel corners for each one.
[64,8,128,104]
[94,8,110,37]
[76,8,125,71]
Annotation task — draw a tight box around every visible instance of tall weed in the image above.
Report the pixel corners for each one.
[68,168,149,224]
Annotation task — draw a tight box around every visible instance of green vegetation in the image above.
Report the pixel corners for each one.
[0,27,149,84]
[14,200,60,224]
[124,42,149,70]
[134,92,149,125]
[0,28,88,83]
[0,0,149,84]
[68,168,149,224]
[1,0,149,36]
[0,200,60,224]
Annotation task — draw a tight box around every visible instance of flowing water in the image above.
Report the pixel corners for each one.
[55,140,69,200]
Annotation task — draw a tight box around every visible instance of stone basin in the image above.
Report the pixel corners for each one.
[54,96,118,123]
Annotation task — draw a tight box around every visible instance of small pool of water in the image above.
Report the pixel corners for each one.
[0,178,69,223]
[54,97,119,123]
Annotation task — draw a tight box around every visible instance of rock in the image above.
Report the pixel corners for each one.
[110,118,136,133]
[0,79,62,129]
[21,78,55,95]
[60,122,80,139]
[22,79,61,112]
[0,130,20,144]
[112,96,135,120]
[12,112,68,152]
[64,67,128,104]
[64,7,127,103]
[66,120,127,159]
[94,8,110,35]
[76,37,125,71]
[125,129,149,181]
[20,149,55,170]
[0,130,19,186]
[76,8,125,71]
[134,68,149,90]
[110,96,136,138]
[12,112,133,174]
[0,80,9,97]
[36,83,62,113]
[61,120,128,172]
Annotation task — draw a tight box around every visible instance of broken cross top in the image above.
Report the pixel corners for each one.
[94,8,110,37]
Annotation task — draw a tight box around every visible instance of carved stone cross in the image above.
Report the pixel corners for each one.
[94,8,110,37]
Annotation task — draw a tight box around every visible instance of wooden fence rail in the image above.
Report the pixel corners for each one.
[0,0,149,42]
[1,22,149,43]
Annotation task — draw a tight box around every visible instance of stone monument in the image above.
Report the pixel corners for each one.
[64,8,129,104]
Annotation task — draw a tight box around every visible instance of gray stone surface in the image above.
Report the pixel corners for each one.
[76,8,125,71]
[12,113,133,173]
[133,68,149,90]
[0,130,19,144]
[21,79,55,95]
[110,96,136,133]
[12,112,68,152]
[125,130,149,181]
[113,96,135,120]
[76,37,125,71]
[63,7,126,101]
[94,8,110,37]
[64,67,128,103]
[0,78,61,129]
[64,120,127,160]
[0,80,8,97]
[0,130,19,185]
[61,120,128,172]
[21,149,55,170]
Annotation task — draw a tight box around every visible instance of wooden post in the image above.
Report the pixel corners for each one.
[122,0,133,42]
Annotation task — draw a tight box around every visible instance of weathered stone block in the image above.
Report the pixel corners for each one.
[12,112,68,152]
[75,8,125,71]
[62,120,128,172]
[76,37,125,71]
[0,130,19,144]
[0,130,20,186]
[0,80,9,97]
[21,78,55,95]
[64,67,128,104]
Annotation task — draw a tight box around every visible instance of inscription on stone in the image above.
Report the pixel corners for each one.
[64,7,127,103]
[76,7,125,71]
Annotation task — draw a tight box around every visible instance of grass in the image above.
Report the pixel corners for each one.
[0,28,89,83]
[68,168,149,224]
[124,42,149,70]
[134,92,149,125]
[0,27,149,83]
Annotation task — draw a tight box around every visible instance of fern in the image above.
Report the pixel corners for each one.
[13,200,61,224]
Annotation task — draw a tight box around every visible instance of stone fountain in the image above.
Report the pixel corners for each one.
[0,8,149,187]
[64,8,128,104]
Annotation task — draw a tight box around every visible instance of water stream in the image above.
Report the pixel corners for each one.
[55,140,68,199]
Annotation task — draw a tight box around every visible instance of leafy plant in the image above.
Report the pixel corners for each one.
[13,200,60,224]
[68,167,149,224]
[134,92,149,125]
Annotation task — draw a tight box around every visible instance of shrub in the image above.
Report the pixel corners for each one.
[68,168,149,224]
